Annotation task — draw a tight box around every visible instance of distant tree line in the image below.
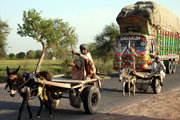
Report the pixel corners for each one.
[8,50,42,59]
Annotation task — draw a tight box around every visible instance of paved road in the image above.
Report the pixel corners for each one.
[0,68,180,120]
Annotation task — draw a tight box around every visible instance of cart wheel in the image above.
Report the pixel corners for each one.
[142,87,149,93]
[172,61,176,74]
[136,82,142,91]
[167,61,173,74]
[51,99,60,109]
[152,79,161,94]
[83,86,101,114]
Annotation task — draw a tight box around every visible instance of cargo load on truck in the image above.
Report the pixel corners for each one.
[116,1,180,32]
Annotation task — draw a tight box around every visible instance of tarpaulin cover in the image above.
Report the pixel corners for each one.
[117,1,180,32]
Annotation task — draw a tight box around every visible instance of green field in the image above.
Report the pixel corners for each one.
[0,59,71,82]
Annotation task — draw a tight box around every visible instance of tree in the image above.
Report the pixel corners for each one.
[26,50,35,59]
[16,52,26,59]
[35,50,42,59]
[94,23,119,63]
[87,43,97,58]
[0,18,10,59]
[9,53,16,59]
[17,9,78,73]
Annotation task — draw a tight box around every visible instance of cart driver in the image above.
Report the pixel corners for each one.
[151,56,166,86]
[69,44,96,80]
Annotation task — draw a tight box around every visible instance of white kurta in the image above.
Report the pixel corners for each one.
[77,52,96,73]
[151,61,166,78]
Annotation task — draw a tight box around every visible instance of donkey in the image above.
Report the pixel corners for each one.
[119,67,136,97]
[5,65,53,120]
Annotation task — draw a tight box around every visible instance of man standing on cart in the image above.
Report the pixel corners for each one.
[151,56,166,86]
[69,44,96,80]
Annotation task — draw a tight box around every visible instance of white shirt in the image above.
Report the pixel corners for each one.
[151,61,166,77]
[77,52,96,73]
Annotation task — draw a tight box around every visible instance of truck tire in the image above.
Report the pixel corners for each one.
[83,86,101,114]
[166,61,173,74]
[152,78,161,94]
[172,61,176,74]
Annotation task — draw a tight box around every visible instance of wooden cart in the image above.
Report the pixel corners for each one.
[121,68,162,94]
[34,78,101,114]
[133,71,162,94]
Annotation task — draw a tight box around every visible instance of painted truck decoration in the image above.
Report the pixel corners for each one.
[113,1,180,74]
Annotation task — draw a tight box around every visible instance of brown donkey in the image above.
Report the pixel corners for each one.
[5,66,53,120]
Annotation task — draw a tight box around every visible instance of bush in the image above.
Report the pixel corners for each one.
[26,50,35,59]
[9,53,16,59]
[93,58,116,74]
[16,52,26,59]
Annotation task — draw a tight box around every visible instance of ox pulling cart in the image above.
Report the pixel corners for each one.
[34,78,101,114]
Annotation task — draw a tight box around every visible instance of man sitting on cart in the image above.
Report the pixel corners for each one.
[69,44,96,80]
[151,56,166,86]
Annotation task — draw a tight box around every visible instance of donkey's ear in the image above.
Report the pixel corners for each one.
[15,65,20,74]
[6,66,10,75]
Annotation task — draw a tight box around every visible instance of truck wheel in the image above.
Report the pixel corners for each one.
[152,79,161,94]
[172,61,176,74]
[51,99,60,109]
[83,86,101,114]
[167,61,172,74]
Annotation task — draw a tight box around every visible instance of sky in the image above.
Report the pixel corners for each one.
[1,0,180,54]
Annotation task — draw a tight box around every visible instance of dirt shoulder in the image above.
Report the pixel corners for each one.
[90,89,180,120]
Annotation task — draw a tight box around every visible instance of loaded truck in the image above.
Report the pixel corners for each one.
[113,1,180,74]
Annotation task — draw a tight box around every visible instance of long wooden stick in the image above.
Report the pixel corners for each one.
[34,79,71,88]
[52,79,98,84]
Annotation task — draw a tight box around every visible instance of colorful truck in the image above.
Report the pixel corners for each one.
[113,1,180,74]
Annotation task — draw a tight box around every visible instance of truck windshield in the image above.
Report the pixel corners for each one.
[120,41,128,51]
[135,40,146,51]
[120,40,146,51]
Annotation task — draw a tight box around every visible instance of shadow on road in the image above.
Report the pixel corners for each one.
[0,100,90,120]
[100,88,122,93]
[107,73,119,77]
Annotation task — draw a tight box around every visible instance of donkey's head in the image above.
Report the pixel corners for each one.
[119,67,127,81]
[119,67,133,81]
[5,65,20,97]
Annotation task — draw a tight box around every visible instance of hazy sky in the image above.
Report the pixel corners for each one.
[1,0,180,54]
